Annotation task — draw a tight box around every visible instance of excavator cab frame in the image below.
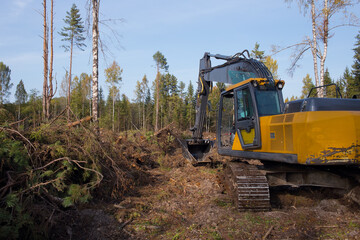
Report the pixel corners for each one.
[217,79,285,153]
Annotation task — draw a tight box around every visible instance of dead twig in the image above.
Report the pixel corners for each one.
[8,117,29,127]
[32,157,77,171]
[119,219,133,230]
[71,159,104,188]
[0,127,36,150]
[262,225,274,240]
[48,107,67,126]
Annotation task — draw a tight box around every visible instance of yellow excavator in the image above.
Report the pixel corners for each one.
[183,50,360,211]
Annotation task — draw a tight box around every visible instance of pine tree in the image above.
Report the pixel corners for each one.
[323,69,336,98]
[251,43,279,78]
[251,42,265,61]
[301,74,315,98]
[59,4,86,117]
[153,51,168,131]
[186,81,195,129]
[0,62,13,105]
[350,31,360,98]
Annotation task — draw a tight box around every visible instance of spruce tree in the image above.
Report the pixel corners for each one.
[15,80,27,121]
[350,31,360,98]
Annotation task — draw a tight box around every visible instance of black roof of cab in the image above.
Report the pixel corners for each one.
[284,98,360,113]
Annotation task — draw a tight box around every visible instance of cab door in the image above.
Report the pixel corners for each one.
[234,85,261,149]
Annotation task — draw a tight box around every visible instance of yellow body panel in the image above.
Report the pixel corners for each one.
[232,132,243,151]
[232,111,360,164]
[240,129,255,145]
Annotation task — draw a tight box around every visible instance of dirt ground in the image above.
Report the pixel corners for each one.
[50,128,360,240]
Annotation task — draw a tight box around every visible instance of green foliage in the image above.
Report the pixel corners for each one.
[153,51,169,71]
[251,42,265,61]
[63,184,91,207]
[350,30,360,98]
[0,132,29,171]
[0,62,13,105]
[251,43,279,78]
[5,193,18,208]
[59,4,86,51]
[15,80,27,105]
[301,74,315,98]
[29,125,49,142]
[0,201,33,240]
[70,73,92,118]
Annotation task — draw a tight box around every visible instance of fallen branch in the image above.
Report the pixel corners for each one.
[9,117,29,127]
[67,116,92,128]
[262,225,274,240]
[0,127,36,150]
[32,157,73,171]
[119,219,133,230]
[48,107,67,126]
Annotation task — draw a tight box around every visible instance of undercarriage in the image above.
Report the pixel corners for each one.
[225,160,360,211]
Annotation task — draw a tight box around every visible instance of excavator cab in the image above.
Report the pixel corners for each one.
[218,79,285,154]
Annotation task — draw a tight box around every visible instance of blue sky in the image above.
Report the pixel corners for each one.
[1,0,360,102]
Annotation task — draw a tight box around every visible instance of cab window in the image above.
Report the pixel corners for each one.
[237,88,254,120]
[254,89,281,116]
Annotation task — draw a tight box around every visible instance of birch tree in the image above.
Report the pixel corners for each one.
[91,0,100,124]
[134,75,149,130]
[105,61,122,131]
[278,0,359,97]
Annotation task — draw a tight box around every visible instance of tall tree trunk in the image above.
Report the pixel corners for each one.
[319,0,329,97]
[42,0,48,121]
[142,101,146,131]
[310,0,320,92]
[92,0,99,124]
[138,103,141,129]
[46,0,54,119]
[112,94,115,131]
[155,71,160,132]
[68,38,73,119]
[18,104,21,128]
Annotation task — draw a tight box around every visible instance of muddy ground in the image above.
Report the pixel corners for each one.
[50,128,360,240]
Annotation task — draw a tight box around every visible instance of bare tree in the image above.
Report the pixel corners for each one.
[46,0,55,119]
[42,0,48,120]
[275,0,359,97]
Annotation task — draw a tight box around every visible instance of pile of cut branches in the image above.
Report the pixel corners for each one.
[0,116,156,239]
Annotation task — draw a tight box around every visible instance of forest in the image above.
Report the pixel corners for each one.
[1,0,360,239]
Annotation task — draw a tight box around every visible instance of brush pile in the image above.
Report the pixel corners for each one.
[0,116,163,239]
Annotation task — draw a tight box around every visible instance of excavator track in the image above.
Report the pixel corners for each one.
[225,162,270,211]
